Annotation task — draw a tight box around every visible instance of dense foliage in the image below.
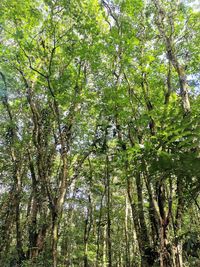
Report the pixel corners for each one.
[0,0,200,266]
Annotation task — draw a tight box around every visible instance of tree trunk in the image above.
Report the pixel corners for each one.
[125,196,131,267]
[52,214,59,267]
[96,189,105,267]
[127,176,153,267]
[174,180,184,267]
[106,155,112,267]
[84,195,92,267]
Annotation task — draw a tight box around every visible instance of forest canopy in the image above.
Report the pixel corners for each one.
[0,0,200,266]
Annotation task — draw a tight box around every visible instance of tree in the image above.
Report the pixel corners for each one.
[0,0,199,266]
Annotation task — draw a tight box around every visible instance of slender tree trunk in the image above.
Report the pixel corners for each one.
[51,154,68,267]
[51,197,66,267]
[136,173,149,246]
[84,195,92,267]
[28,155,39,259]
[52,214,59,267]
[106,155,112,267]
[173,180,184,267]
[103,226,107,267]
[125,196,130,267]
[15,182,24,264]
[96,189,105,267]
